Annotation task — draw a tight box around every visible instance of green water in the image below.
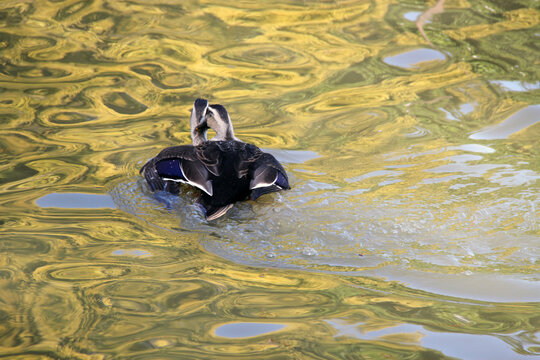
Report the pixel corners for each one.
[1,0,539,359]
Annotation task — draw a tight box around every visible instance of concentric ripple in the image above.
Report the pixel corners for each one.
[207,44,313,69]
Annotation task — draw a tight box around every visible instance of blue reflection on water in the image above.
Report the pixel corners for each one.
[327,319,532,360]
[215,322,285,338]
[403,11,422,21]
[384,48,446,69]
[491,80,540,92]
[470,105,540,140]
[36,193,116,208]
[112,249,152,257]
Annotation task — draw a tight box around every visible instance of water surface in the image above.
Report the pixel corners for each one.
[1,0,539,359]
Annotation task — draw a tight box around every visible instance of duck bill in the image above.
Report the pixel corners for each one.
[195,119,208,133]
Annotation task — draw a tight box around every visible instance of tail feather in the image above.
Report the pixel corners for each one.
[203,203,234,221]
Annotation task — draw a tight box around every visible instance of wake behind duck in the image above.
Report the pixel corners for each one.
[140,99,290,220]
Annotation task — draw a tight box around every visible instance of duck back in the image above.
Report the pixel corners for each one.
[195,142,250,218]
[140,140,289,220]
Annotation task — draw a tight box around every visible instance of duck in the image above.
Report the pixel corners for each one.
[140,98,290,220]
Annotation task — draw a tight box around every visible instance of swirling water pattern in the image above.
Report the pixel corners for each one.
[0,0,539,359]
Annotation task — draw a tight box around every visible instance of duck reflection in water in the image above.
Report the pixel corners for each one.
[140,98,290,220]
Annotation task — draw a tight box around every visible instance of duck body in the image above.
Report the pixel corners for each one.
[141,139,289,220]
[140,98,290,220]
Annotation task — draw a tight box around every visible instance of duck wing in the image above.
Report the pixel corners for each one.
[140,145,213,196]
[249,152,290,200]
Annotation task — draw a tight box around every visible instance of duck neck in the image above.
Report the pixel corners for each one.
[212,117,240,141]
[191,129,207,146]
[213,126,238,141]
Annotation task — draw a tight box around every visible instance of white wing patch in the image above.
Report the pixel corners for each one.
[250,173,278,190]
[161,161,213,196]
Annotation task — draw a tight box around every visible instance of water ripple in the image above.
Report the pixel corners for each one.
[1,0,540,358]
[35,263,131,282]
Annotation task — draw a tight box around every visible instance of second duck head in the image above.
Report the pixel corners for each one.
[202,104,240,142]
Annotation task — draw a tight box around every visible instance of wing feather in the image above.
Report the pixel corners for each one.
[140,145,213,196]
[195,142,223,176]
[180,160,213,196]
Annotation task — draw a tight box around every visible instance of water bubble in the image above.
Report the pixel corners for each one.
[302,247,318,257]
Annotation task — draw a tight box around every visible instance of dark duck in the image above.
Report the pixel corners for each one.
[140,98,290,220]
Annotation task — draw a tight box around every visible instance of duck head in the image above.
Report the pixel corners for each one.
[203,104,240,142]
[190,98,209,146]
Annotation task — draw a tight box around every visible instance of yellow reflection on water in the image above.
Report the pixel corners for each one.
[445,8,540,40]
[0,0,539,359]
